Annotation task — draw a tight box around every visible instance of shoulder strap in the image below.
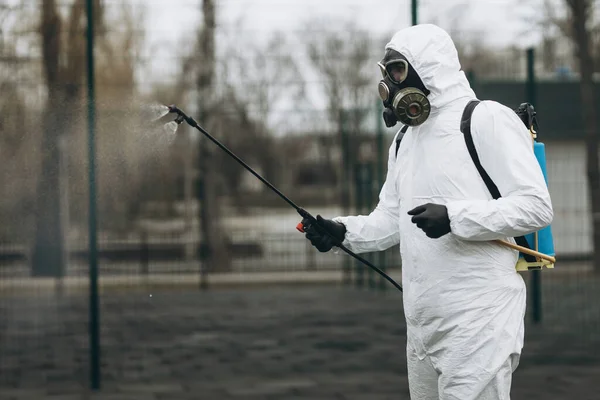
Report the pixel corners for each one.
[460,100,535,261]
[460,100,502,199]
[395,125,409,158]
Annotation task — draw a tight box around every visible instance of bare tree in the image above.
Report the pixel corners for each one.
[31,0,103,276]
[0,2,39,243]
[220,32,307,127]
[171,4,308,273]
[537,0,600,75]
[212,28,307,197]
[196,0,231,274]
[566,0,600,272]
[30,0,155,274]
[448,28,524,79]
[302,20,379,212]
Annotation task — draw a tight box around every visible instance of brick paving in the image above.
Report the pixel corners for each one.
[1,282,599,400]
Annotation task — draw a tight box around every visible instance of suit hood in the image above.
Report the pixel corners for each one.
[385,24,476,111]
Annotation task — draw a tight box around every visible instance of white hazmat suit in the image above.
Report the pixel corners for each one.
[333,24,553,400]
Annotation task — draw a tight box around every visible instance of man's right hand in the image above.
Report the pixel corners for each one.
[305,215,347,253]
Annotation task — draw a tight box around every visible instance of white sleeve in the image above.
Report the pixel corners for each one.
[445,101,553,241]
[332,133,401,254]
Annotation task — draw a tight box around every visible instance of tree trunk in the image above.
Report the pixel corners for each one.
[569,0,600,272]
[32,0,64,277]
[33,0,102,276]
[197,0,231,278]
[32,92,66,276]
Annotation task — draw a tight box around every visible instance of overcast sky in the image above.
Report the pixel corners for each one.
[142,5,546,81]
[144,0,549,51]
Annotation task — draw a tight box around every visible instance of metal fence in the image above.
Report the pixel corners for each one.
[1,0,599,396]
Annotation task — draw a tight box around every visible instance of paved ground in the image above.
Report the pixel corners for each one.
[1,278,600,400]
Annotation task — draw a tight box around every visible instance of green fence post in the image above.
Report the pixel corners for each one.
[354,163,365,288]
[86,0,101,390]
[412,0,418,26]
[526,48,542,325]
[376,102,388,291]
[364,162,376,290]
[467,69,476,92]
[341,109,352,285]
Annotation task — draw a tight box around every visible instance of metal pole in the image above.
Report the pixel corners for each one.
[467,69,476,90]
[411,0,418,25]
[341,110,352,284]
[376,101,387,291]
[354,163,364,288]
[526,47,542,325]
[365,163,375,290]
[86,0,100,390]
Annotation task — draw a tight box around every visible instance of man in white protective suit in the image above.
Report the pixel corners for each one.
[304,24,553,399]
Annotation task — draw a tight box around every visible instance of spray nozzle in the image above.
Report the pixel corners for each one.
[167,104,185,124]
[166,104,186,124]
[165,104,198,128]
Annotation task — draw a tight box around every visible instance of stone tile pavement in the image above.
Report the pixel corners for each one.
[1,282,599,399]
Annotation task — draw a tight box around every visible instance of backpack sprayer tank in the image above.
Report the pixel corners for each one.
[515,103,555,271]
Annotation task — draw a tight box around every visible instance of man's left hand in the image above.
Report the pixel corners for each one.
[408,203,451,238]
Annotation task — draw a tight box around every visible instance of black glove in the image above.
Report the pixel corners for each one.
[408,203,451,239]
[305,215,347,253]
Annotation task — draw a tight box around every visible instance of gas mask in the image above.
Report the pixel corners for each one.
[377,49,431,128]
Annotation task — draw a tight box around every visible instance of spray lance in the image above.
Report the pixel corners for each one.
[166,105,404,292]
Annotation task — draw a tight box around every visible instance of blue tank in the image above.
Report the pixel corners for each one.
[522,140,555,258]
